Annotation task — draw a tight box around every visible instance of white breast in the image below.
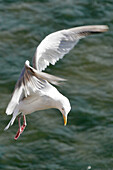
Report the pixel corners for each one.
[18,83,61,115]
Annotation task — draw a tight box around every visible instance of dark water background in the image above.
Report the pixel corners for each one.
[0,0,113,169]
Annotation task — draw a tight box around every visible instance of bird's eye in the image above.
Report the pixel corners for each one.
[62,107,64,111]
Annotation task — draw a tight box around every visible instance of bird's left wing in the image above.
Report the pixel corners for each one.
[6,60,46,115]
[33,25,108,72]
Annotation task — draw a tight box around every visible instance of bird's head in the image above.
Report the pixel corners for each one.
[58,96,71,126]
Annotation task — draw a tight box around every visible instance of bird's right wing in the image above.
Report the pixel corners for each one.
[33,25,108,72]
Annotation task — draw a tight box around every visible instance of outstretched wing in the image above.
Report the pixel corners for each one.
[33,25,108,72]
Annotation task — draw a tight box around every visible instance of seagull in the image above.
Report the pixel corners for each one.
[4,25,108,140]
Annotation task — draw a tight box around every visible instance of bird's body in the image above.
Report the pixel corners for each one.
[19,83,67,115]
[4,25,108,139]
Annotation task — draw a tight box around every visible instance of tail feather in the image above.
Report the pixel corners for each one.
[4,115,16,131]
[6,101,17,115]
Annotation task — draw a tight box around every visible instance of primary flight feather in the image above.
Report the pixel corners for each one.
[4,25,108,140]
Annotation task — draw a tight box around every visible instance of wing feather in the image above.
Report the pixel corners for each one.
[33,25,108,72]
[6,60,65,115]
[6,61,46,115]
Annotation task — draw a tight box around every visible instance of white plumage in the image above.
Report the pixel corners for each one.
[4,25,108,139]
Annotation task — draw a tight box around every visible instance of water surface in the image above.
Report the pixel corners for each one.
[0,0,113,169]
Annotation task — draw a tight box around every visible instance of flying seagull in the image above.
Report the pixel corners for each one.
[4,25,108,140]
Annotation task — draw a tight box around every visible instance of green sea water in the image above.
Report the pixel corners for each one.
[0,0,113,169]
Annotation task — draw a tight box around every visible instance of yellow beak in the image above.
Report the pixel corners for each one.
[63,115,67,126]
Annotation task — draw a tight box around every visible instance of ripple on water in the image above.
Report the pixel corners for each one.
[0,0,113,169]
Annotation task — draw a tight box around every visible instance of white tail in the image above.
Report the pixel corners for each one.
[4,106,20,130]
[4,115,16,130]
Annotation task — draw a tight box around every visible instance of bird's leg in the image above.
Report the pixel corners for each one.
[20,115,27,134]
[14,116,22,140]
[14,115,27,140]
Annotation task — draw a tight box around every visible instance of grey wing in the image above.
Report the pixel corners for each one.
[6,60,46,115]
[33,25,108,71]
